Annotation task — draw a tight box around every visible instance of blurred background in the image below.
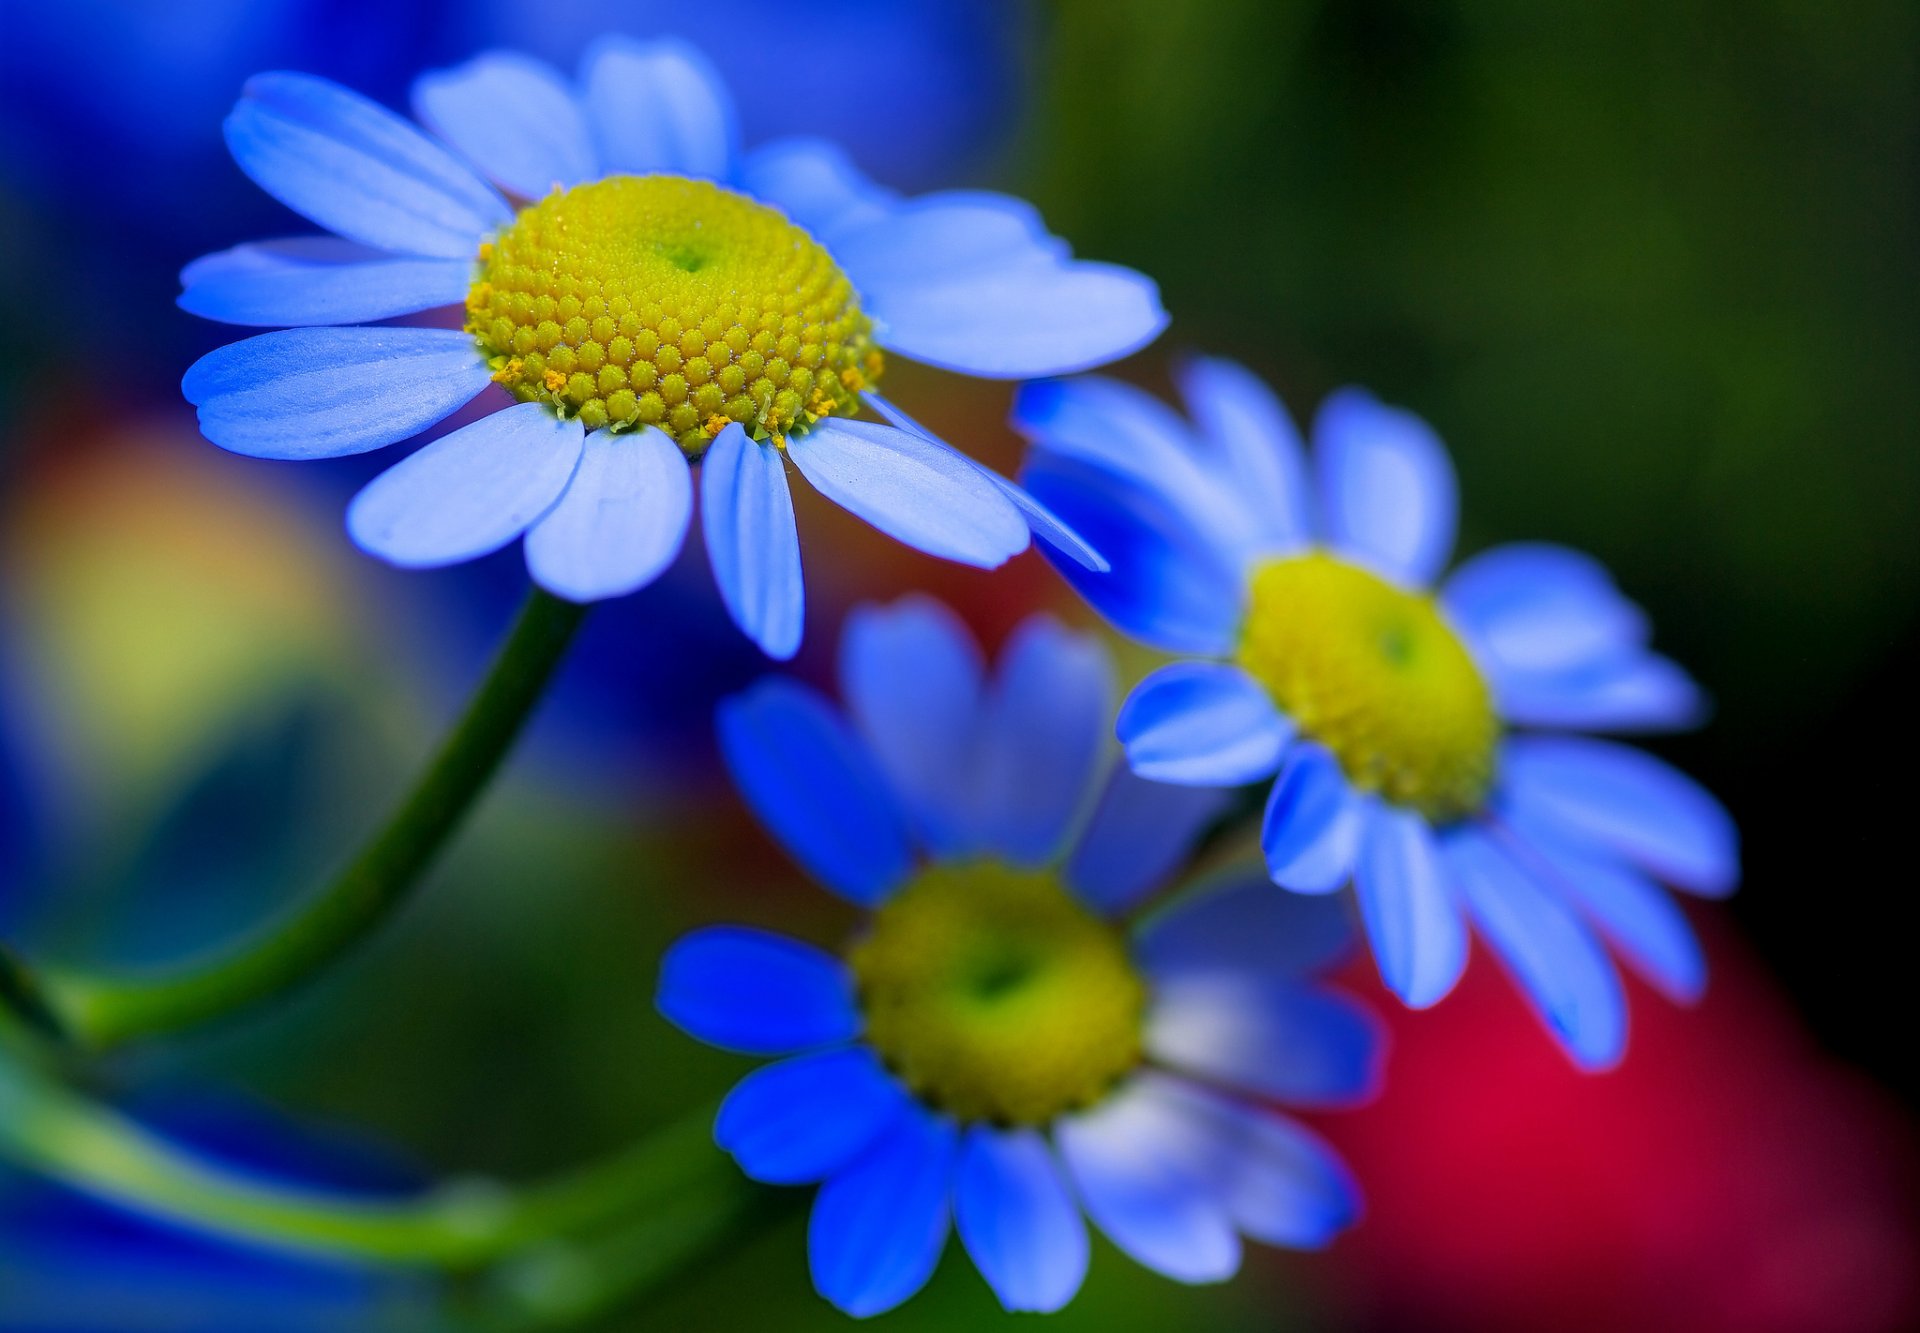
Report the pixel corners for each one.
[1,1,1915,1329]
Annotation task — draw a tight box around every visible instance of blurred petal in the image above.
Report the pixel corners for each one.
[657,927,859,1055]
[582,36,736,180]
[1135,870,1356,979]
[1442,542,1649,677]
[1176,355,1313,553]
[347,403,582,567]
[1065,767,1231,915]
[224,72,506,259]
[954,1128,1088,1314]
[1353,805,1468,1008]
[1314,387,1457,587]
[1145,974,1384,1107]
[1495,652,1707,733]
[701,424,804,660]
[741,137,897,241]
[717,679,913,906]
[178,237,471,327]
[810,1108,957,1318]
[526,427,692,602]
[1117,663,1292,787]
[716,1047,910,1185]
[413,52,595,198]
[182,328,489,460]
[1261,743,1364,894]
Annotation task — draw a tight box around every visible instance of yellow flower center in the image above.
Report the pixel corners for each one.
[850,863,1146,1126]
[467,175,882,454]
[1238,552,1497,821]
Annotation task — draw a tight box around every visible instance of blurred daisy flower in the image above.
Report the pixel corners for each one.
[1015,360,1739,1070]
[659,597,1381,1316]
[180,38,1159,657]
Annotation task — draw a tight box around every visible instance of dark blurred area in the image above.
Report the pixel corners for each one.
[2,1,1916,1330]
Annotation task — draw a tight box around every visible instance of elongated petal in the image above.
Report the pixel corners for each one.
[183,328,490,460]
[1262,743,1364,894]
[657,927,859,1055]
[1176,355,1313,553]
[1147,974,1383,1107]
[413,52,595,199]
[1495,652,1707,733]
[954,1128,1088,1314]
[1445,829,1629,1070]
[582,37,736,180]
[839,596,986,858]
[1065,768,1230,915]
[1441,542,1649,677]
[178,237,471,327]
[716,1047,909,1185]
[973,616,1114,865]
[1314,387,1457,588]
[810,1108,957,1318]
[717,679,912,905]
[1135,872,1356,980]
[224,72,505,259]
[1498,736,1738,897]
[701,424,804,659]
[1118,663,1292,787]
[347,403,582,567]
[788,420,1029,568]
[833,192,1066,290]
[526,427,692,602]
[1352,806,1468,1008]
[741,137,897,243]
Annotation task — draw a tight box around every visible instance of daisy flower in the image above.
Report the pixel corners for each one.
[1014,360,1740,1070]
[179,38,1161,657]
[658,597,1381,1316]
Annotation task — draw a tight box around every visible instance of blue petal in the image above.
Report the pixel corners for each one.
[1444,828,1629,1071]
[1145,975,1384,1108]
[412,52,595,199]
[182,328,490,460]
[740,137,897,243]
[973,615,1115,865]
[1055,1079,1240,1283]
[581,37,736,181]
[833,192,1066,289]
[1352,805,1468,1008]
[1498,737,1739,897]
[1505,812,1706,1002]
[1175,355,1313,553]
[1495,652,1707,733]
[1262,743,1364,894]
[700,424,805,660]
[1020,454,1245,654]
[178,237,471,327]
[224,72,506,260]
[1313,387,1457,588]
[1441,542,1650,678]
[787,420,1029,568]
[810,1107,957,1318]
[1065,768,1231,915]
[716,1047,909,1185]
[347,403,582,568]
[953,1128,1088,1314]
[838,596,986,859]
[716,679,913,906]
[1135,870,1356,979]
[525,426,692,603]
[1117,663,1292,787]
[657,927,860,1055]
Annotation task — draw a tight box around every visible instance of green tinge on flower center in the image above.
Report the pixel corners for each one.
[467,175,882,455]
[1238,552,1498,821]
[850,863,1146,1126]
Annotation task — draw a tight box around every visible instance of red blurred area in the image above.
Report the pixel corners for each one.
[1319,921,1920,1333]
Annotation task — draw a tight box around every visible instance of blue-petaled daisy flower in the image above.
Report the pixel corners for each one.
[179,39,1160,658]
[658,597,1381,1317]
[1013,361,1739,1070]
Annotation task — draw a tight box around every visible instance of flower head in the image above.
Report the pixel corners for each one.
[658,597,1381,1316]
[1015,359,1740,1070]
[180,39,1164,656]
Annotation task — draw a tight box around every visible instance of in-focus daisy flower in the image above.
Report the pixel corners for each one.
[1014,360,1739,1070]
[659,597,1381,1316]
[180,39,1161,657]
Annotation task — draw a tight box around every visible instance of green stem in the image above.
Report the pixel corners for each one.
[0,589,586,1051]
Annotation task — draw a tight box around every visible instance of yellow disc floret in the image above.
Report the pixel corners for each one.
[468,176,881,454]
[850,863,1146,1125]
[1238,552,1497,821]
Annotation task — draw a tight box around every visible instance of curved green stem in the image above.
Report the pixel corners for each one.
[0,589,586,1051]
